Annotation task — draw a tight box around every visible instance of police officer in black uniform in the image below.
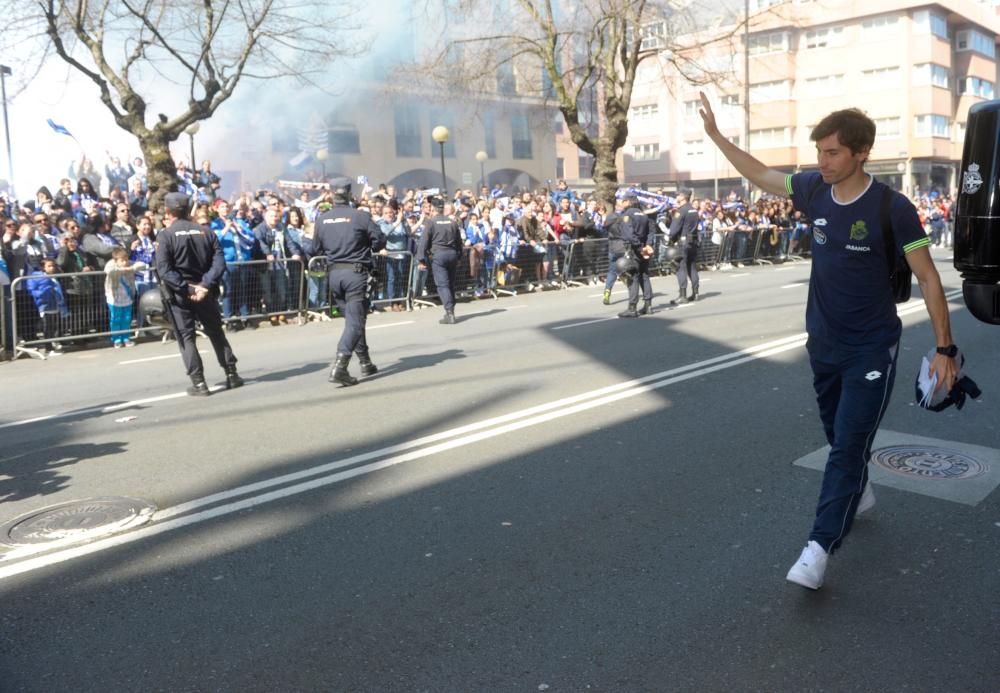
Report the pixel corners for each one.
[155,192,242,396]
[312,177,386,386]
[616,196,656,318]
[669,192,701,304]
[417,197,464,324]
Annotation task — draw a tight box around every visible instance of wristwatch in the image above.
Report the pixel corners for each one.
[936,344,958,358]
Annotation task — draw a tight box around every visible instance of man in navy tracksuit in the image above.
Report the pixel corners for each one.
[701,93,959,590]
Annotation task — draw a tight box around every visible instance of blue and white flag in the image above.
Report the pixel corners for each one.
[47,119,73,137]
[356,175,368,186]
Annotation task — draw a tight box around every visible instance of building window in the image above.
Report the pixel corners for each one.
[913,63,949,89]
[874,117,901,139]
[955,29,996,58]
[511,113,532,159]
[394,105,421,158]
[555,157,565,180]
[640,21,666,51]
[683,99,701,118]
[749,79,792,102]
[959,76,995,99]
[329,127,360,155]
[630,104,660,121]
[578,152,594,177]
[861,66,900,91]
[954,121,966,143]
[633,143,659,161]
[749,127,791,148]
[684,139,705,158]
[804,74,845,94]
[914,114,950,138]
[483,112,496,159]
[861,14,900,38]
[497,62,517,96]
[804,26,843,50]
[913,10,948,40]
[748,31,789,55]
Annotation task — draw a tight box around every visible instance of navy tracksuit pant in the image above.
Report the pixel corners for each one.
[807,338,899,553]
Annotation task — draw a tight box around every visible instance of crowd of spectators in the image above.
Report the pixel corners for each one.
[0,152,957,357]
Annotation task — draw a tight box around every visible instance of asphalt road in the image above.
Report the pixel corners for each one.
[1,250,998,692]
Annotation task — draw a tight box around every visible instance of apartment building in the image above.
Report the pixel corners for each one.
[621,1,1000,199]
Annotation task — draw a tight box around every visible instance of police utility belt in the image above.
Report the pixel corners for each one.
[330,262,371,273]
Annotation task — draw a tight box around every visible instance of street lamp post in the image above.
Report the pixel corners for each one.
[185,122,200,170]
[432,126,449,196]
[475,150,488,189]
[0,65,13,193]
[316,148,328,180]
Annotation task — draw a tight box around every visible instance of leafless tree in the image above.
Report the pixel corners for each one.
[3,0,358,208]
[406,0,751,204]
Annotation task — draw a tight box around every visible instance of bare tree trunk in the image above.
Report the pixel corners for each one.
[138,132,178,214]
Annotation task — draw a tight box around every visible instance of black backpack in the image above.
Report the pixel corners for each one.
[801,176,912,303]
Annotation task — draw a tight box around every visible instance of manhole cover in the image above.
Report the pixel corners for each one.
[871,446,987,480]
[2,497,156,546]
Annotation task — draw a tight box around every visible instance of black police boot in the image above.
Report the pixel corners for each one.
[439,311,456,325]
[670,288,688,305]
[640,299,654,315]
[329,353,358,387]
[225,366,244,389]
[187,375,211,397]
[356,351,378,376]
[618,303,639,318]
[690,288,699,302]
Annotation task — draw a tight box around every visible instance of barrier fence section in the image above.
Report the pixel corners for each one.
[1,284,9,357]
[305,253,415,315]
[219,258,306,327]
[10,270,164,360]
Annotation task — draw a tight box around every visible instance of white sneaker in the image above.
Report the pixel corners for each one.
[786,540,828,590]
[856,482,875,515]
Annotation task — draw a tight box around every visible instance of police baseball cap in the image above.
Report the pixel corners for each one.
[329,177,351,196]
[164,192,189,212]
[915,347,982,412]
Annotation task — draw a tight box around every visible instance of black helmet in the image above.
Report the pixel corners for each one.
[661,244,683,263]
[138,288,170,327]
[615,254,638,277]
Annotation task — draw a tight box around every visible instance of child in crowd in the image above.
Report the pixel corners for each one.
[26,257,70,355]
[104,246,147,348]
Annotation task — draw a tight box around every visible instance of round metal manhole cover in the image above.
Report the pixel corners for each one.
[2,497,156,546]
[871,446,987,481]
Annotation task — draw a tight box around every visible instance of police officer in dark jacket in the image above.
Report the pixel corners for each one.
[616,196,656,318]
[312,177,386,386]
[668,192,701,304]
[417,197,464,324]
[155,192,242,396]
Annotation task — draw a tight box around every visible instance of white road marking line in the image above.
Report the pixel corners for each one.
[587,290,627,298]
[0,333,816,579]
[730,273,750,277]
[0,290,962,436]
[552,317,618,330]
[367,321,415,330]
[119,351,206,365]
[781,283,806,289]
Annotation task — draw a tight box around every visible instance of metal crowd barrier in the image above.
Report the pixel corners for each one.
[10,270,164,360]
[305,253,415,315]
[562,237,611,286]
[1,284,10,358]
[219,258,306,327]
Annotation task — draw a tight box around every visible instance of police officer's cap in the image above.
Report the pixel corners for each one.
[329,176,352,197]
[164,192,190,213]
[428,195,445,209]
